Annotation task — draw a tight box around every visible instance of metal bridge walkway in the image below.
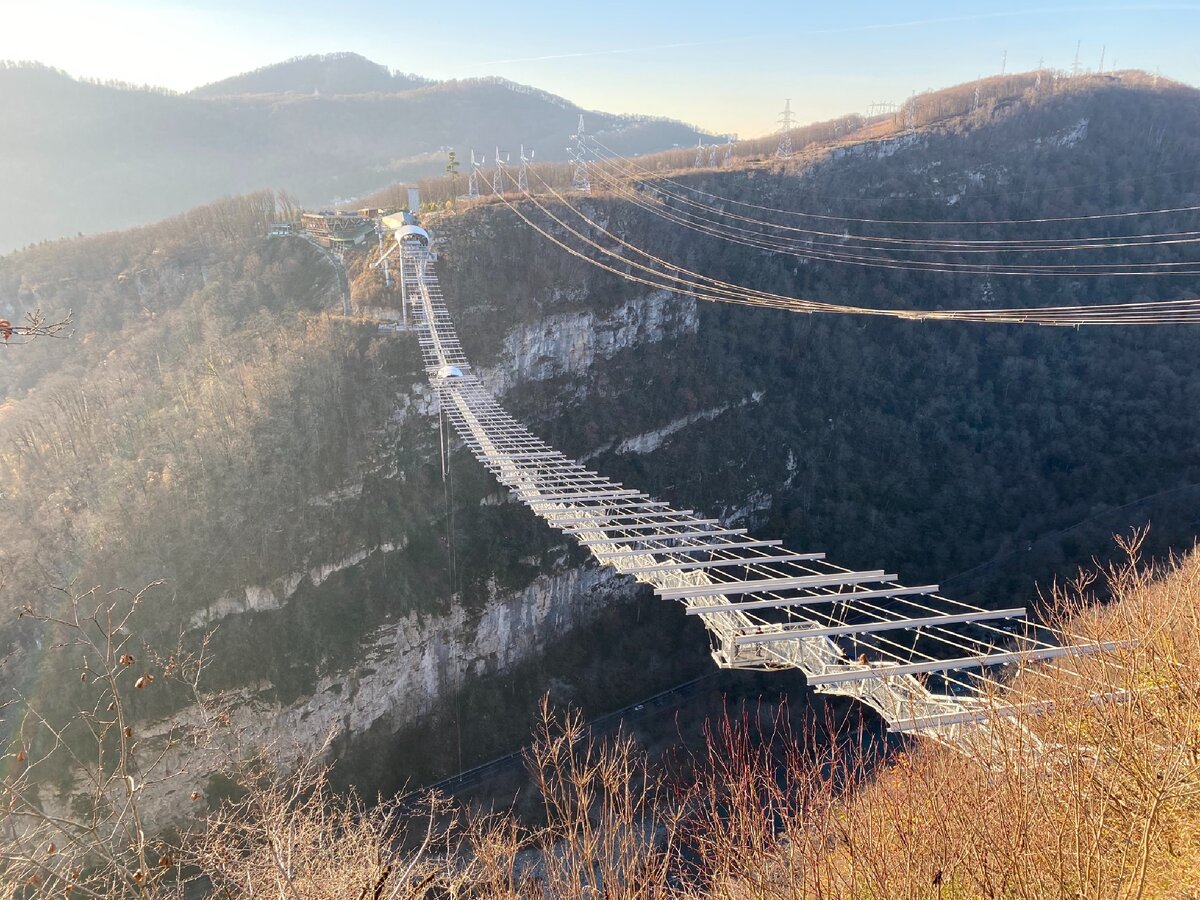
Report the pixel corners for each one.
[399,245,1109,753]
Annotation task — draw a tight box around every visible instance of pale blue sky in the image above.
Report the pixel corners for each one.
[2,1,1198,136]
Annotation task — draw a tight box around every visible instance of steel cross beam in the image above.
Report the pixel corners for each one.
[731,607,1027,644]
[684,584,940,615]
[804,642,1119,686]
[655,571,894,600]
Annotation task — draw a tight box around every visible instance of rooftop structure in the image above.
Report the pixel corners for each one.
[299,210,375,248]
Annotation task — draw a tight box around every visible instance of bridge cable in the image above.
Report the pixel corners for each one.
[495,166,1200,325]
[584,153,1200,274]
[587,134,1200,229]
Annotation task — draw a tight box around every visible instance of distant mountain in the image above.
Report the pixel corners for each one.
[0,57,714,253]
[190,52,433,96]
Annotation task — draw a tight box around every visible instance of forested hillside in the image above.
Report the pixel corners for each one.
[2,71,1199,814]
[0,56,711,253]
[468,70,1200,601]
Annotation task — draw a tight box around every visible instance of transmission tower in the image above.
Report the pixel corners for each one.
[467,150,481,199]
[1072,40,1082,77]
[776,99,795,159]
[570,114,591,193]
[709,143,719,167]
[493,146,507,195]
[724,135,735,165]
[695,138,705,168]
[518,145,533,193]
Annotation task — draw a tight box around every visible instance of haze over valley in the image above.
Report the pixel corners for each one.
[0,53,712,252]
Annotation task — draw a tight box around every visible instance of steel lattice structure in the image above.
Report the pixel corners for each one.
[398,242,1112,754]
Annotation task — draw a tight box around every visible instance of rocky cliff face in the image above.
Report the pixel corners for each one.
[111,561,642,825]
[67,247,709,826]
[475,289,697,398]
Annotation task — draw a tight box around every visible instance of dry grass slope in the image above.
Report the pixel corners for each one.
[4,540,1200,898]
[711,541,1200,900]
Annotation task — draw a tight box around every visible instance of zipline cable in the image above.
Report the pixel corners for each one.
[591,143,1200,252]
[586,160,1200,276]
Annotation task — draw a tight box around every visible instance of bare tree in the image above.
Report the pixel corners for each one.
[2,584,212,898]
[0,309,72,346]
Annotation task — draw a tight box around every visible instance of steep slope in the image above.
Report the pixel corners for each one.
[0,191,708,812]
[0,59,711,253]
[2,72,1199,817]
[489,73,1200,599]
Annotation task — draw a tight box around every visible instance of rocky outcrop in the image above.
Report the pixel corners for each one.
[585,391,764,459]
[475,289,698,396]
[187,542,401,630]
[120,560,636,825]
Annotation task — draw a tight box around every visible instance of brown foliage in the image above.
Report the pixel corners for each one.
[6,543,1200,898]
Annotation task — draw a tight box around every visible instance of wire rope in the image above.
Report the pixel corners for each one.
[591,144,1200,253]
[585,158,1200,277]
[494,167,1200,325]
[588,135,1200,229]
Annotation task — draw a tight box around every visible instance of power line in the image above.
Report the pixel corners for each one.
[587,134,1200,229]
[593,146,1200,253]
[583,155,1200,278]
[495,163,1200,326]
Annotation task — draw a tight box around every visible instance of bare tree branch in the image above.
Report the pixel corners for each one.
[0,308,72,346]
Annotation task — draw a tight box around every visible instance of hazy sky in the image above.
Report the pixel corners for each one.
[3,0,1198,136]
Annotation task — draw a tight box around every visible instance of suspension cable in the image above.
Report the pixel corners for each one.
[488,164,1200,325]
[588,135,1200,229]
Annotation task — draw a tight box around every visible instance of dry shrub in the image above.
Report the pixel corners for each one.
[674,705,860,900]
[9,539,1200,899]
[186,698,681,899]
[524,698,680,899]
[1037,536,1200,897]
[191,753,460,899]
[705,536,1200,899]
[1,585,206,900]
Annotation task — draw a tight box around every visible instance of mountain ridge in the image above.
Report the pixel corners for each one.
[0,56,713,253]
[189,51,434,97]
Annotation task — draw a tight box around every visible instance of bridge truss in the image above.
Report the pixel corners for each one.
[400,243,1112,754]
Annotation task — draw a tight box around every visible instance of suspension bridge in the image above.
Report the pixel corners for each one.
[366,125,1200,753]
[376,232,1118,757]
